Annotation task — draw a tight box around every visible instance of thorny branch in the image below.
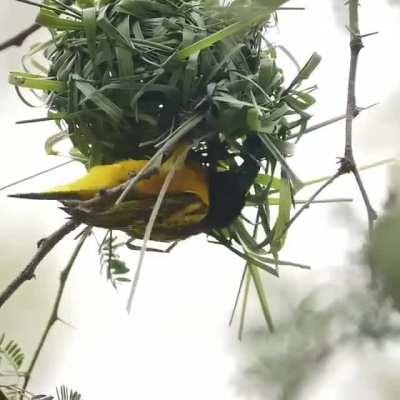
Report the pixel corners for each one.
[0,220,81,309]
[21,227,91,393]
[0,24,41,52]
[344,0,377,232]
[282,1,377,235]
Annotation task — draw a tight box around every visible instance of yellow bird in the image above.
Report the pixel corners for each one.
[11,137,261,242]
[11,144,210,242]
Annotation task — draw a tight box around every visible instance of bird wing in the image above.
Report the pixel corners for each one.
[10,145,209,206]
[65,193,208,242]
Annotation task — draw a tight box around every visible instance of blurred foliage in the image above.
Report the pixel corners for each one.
[238,284,400,400]
[237,167,400,400]
[366,167,400,309]
[0,384,82,400]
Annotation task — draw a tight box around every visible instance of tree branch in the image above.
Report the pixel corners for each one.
[0,24,41,52]
[0,220,80,309]
[22,227,91,393]
[345,0,377,232]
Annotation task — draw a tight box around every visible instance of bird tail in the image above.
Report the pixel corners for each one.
[8,192,80,200]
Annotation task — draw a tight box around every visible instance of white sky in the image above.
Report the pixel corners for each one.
[1,1,400,399]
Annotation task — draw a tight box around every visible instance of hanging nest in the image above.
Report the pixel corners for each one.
[9,0,320,278]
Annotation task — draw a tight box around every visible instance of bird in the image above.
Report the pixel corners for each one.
[10,137,261,242]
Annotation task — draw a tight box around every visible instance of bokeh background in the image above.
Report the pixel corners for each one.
[1,1,400,398]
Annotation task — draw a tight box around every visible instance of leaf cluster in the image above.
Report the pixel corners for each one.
[0,334,24,373]
[99,231,131,287]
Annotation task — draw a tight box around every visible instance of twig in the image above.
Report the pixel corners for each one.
[0,220,80,309]
[303,157,398,187]
[22,227,91,392]
[0,24,41,52]
[345,0,377,232]
[287,103,378,140]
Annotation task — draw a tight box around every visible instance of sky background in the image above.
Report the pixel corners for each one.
[1,1,400,399]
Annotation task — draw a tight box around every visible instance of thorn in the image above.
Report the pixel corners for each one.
[360,31,379,39]
[36,237,48,248]
[57,317,76,329]
[359,102,379,111]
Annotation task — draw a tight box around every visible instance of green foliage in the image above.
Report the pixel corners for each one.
[366,181,400,309]
[239,285,400,400]
[0,333,24,372]
[100,231,131,287]
[56,385,82,400]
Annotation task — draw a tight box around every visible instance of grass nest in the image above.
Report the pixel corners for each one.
[9,0,320,318]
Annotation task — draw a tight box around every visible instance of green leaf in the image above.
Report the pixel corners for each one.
[270,176,292,258]
[297,52,322,81]
[36,9,83,30]
[77,0,95,7]
[82,7,97,68]
[97,10,133,50]
[8,72,66,92]
[182,51,199,104]
[73,75,124,124]
[176,0,288,60]
[286,90,316,110]
[115,16,135,77]
[246,107,261,131]
[254,174,282,189]
[258,57,276,89]
[248,263,274,333]
[45,131,70,155]
[286,52,321,90]
[257,133,304,191]
[117,0,176,18]
[238,268,251,340]
[0,334,25,372]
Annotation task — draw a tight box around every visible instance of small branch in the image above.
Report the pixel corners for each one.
[0,24,41,52]
[344,0,377,232]
[303,157,397,187]
[345,4,362,157]
[0,220,80,309]
[352,167,376,232]
[287,103,378,140]
[22,227,91,392]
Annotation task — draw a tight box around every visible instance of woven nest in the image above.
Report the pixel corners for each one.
[9,0,320,273]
